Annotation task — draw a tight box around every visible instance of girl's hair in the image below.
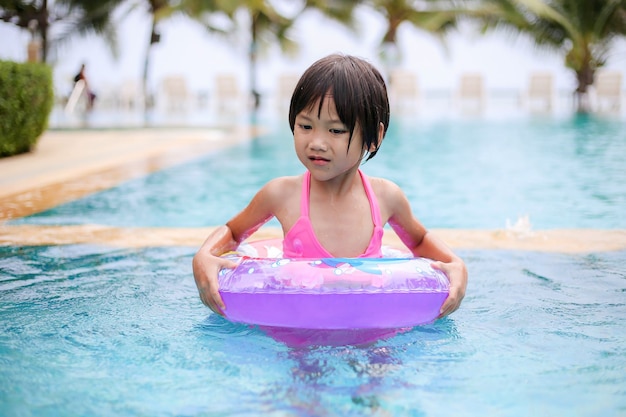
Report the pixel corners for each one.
[288,54,390,161]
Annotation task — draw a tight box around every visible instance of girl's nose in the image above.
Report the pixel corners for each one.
[309,133,328,151]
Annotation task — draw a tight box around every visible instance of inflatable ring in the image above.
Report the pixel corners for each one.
[218,239,450,346]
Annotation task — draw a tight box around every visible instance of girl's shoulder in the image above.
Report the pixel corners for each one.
[263,175,302,197]
[367,176,402,195]
[367,176,409,209]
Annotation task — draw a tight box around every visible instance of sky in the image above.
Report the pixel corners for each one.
[1,4,625,102]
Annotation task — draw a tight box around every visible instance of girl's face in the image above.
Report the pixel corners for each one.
[293,94,366,182]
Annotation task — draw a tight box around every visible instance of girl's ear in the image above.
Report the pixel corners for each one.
[369,122,385,153]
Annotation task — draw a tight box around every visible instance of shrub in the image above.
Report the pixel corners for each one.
[0,60,54,157]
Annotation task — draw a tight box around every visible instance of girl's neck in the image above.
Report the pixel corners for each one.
[309,166,362,199]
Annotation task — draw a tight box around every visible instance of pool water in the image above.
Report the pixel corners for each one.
[2,112,626,416]
[1,245,625,416]
[12,114,626,229]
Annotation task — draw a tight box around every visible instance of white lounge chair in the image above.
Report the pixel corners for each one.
[389,69,419,114]
[214,74,242,113]
[594,70,623,112]
[525,72,554,112]
[456,73,485,114]
[160,75,190,112]
[276,74,300,111]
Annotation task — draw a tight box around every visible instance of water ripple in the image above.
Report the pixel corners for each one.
[2,246,626,415]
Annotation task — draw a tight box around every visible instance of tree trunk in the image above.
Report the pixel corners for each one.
[571,46,595,114]
[38,0,49,62]
[142,16,159,110]
[380,20,401,77]
[249,13,261,111]
[574,63,594,114]
[249,12,260,111]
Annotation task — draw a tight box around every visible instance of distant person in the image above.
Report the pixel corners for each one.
[192,53,468,318]
[74,63,96,110]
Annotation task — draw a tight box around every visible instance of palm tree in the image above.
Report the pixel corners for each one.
[0,0,125,63]
[366,0,461,69]
[211,0,359,110]
[222,0,295,110]
[468,0,626,112]
[117,0,229,109]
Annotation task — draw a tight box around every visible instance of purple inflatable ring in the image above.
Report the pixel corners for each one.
[218,239,450,346]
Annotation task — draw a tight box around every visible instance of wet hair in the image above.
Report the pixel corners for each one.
[288,54,390,161]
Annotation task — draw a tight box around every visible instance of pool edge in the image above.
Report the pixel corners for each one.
[1,225,624,253]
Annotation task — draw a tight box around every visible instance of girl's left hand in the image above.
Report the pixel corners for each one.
[431,259,468,318]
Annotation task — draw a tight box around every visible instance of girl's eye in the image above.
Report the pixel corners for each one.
[330,129,347,135]
[299,124,312,130]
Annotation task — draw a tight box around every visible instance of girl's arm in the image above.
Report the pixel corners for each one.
[192,178,285,314]
[381,179,468,318]
[409,232,467,318]
[192,225,240,314]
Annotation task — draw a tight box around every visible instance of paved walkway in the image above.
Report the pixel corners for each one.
[1,128,625,253]
[0,127,254,219]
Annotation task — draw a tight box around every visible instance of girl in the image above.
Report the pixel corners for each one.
[193,54,467,319]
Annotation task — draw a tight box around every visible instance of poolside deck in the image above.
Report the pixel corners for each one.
[1,128,625,253]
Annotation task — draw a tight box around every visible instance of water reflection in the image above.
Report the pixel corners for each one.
[194,315,460,416]
[284,320,458,415]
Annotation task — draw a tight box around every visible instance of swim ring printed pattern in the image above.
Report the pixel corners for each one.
[217,239,450,346]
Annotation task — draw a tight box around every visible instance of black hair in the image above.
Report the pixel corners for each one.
[288,54,390,161]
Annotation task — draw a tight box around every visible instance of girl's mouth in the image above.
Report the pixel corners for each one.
[309,155,330,165]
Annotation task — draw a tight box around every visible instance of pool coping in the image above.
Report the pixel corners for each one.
[0,127,258,220]
[1,128,625,253]
[0,225,625,253]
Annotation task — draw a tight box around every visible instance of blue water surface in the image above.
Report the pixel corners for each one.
[1,245,625,416]
[12,114,626,229]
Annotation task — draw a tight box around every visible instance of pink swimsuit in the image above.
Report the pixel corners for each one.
[283,169,384,258]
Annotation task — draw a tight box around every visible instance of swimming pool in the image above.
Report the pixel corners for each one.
[11,114,626,229]
[2,113,626,416]
[1,244,625,416]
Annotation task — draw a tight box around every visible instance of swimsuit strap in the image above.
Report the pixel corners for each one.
[358,169,383,227]
[284,169,383,258]
[300,170,311,217]
[301,169,380,225]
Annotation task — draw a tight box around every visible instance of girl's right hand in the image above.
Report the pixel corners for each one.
[192,251,238,315]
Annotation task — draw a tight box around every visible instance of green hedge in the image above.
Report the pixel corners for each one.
[0,60,54,157]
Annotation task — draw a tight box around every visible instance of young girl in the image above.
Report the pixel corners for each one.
[193,54,467,319]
